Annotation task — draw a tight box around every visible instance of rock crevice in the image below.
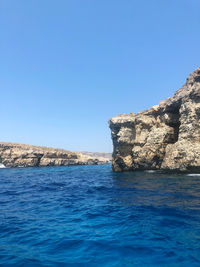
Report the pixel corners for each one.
[109,67,200,172]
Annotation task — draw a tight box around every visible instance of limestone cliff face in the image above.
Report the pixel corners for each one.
[0,142,110,168]
[109,67,200,172]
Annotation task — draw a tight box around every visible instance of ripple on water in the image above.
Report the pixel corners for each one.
[0,165,200,266]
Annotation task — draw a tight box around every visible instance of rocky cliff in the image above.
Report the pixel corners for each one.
[109,67,200,172]
[0,142,110,168]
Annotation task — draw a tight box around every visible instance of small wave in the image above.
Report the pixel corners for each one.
[187,174,200,177]
[145,170,156,173]
[0,163,6,168]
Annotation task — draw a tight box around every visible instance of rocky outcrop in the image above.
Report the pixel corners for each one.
[0,142,110,168]
[109,67,200,172]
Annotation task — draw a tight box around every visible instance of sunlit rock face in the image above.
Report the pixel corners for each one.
[109,67,200,172]
[0,142,110,168]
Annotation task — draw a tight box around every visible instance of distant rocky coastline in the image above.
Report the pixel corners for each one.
[109,67,200,172]
[0,142,111,168]
[79,151,112,161]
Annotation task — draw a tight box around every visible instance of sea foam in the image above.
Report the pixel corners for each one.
[145,170,156,173]
[0,163,6,168]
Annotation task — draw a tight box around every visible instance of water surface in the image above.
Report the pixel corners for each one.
[0,165,200,266]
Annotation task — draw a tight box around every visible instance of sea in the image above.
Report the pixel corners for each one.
[0,164,200,266]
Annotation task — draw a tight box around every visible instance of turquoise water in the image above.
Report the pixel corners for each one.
[0,165,200,266]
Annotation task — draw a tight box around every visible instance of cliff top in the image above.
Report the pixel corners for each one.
[110,67,200,125]
[0,142,75,154]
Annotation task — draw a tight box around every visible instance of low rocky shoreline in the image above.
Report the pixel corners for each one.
[0,142,111,168]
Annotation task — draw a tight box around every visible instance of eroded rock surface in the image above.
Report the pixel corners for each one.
[109,67,200,172]
[0,142,110,168]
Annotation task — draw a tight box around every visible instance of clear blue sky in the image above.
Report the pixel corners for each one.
[1,0,200,152]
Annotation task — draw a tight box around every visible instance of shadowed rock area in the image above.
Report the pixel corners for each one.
[109,67,200,172]
[0,142,110,168]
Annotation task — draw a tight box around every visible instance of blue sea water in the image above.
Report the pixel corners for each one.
[0,165,200,266]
